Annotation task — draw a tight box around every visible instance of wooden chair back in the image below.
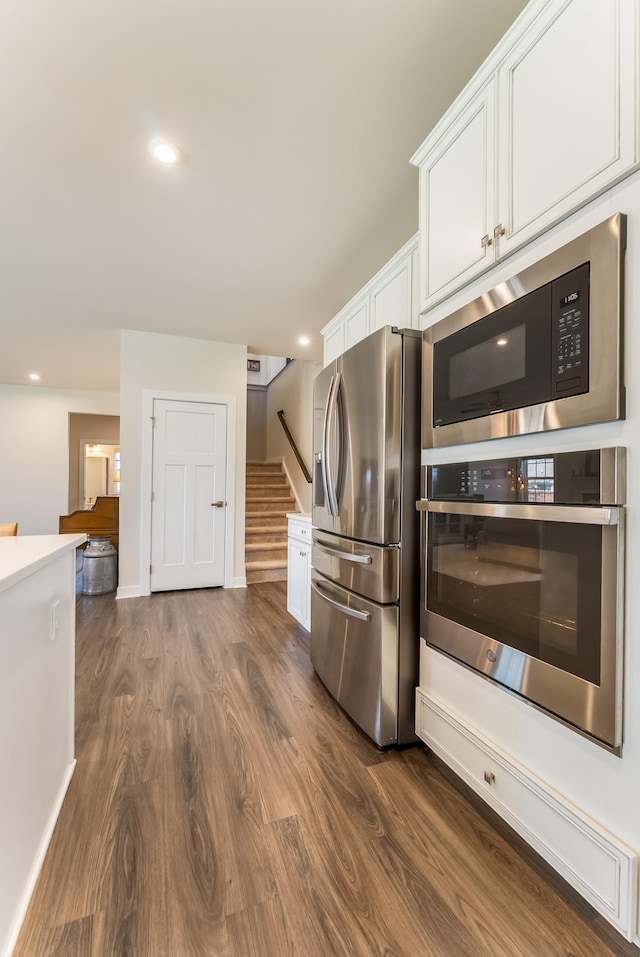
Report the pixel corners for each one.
[0,522,18,536]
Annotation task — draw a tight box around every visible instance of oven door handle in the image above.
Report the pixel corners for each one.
[416,500,620,526]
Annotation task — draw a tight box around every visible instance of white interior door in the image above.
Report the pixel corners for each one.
[151,398,227,592]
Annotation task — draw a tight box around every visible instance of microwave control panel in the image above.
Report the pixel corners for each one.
[551,263,589,397]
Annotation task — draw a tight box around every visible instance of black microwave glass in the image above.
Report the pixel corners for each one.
[432,263,590,428]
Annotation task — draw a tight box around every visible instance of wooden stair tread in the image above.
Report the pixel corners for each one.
[245,558,288,571]
[246,542,287,552]
[246,526,288,533]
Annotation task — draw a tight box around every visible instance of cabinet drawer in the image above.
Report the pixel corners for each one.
[288,517,311,545]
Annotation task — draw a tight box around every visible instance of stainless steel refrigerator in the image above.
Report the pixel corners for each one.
[311,325,421,747]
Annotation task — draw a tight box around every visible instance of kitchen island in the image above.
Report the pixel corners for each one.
[0,534,85,957]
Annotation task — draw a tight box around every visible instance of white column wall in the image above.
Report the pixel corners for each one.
[119,330,247,595]
[266,359,321,513]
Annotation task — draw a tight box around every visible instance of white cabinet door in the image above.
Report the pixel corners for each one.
[370,257,412,331]
[344,298,370,351]
[323,320,344,366]
[300,545,311,631]
[287,539,303,624]
[287,539,310,630]
[417,78,497,312]
[497,0,638,257]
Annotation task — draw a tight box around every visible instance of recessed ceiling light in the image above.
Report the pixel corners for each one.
[149,138,180,164]
[29,373,41,380]
[298,336,311,346]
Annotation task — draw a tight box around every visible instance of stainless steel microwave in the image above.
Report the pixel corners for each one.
[422,214,626,449]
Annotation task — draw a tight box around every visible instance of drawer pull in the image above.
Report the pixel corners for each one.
[311,581,371,622]
[314,542,372,564]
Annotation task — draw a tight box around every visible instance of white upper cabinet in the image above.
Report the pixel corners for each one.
[416,79,497,306]
[323,318,345,365]
[321,233,418,365]
[344,297,370,350]
[412,0,639,313]
[370,254,413,332]
[498,0,638,256]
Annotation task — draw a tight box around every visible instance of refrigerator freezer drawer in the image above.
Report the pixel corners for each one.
[310,571,399,747]
[312,531,399,603]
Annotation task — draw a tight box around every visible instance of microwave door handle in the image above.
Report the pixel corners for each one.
[418,500,620,526]
[314,541,373,564]
[322,375,337,516]
[311,580,371,621]
[324,373,342,517]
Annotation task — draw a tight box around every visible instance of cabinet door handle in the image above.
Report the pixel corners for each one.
[211,501,227,507]
[493,223,506,238]
[480,233,492,248]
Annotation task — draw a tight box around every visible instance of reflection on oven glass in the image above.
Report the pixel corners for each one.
[428,515,600,685]
[523,456,554,502]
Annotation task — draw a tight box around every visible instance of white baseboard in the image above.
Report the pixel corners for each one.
[416,689,638,940]
[2,760,76,957]
[116,585,142,600]
[229,576,247,588]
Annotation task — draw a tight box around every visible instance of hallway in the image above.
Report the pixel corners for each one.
[14,585,630,956]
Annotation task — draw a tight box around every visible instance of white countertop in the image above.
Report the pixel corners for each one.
[286,512,311,522]
[0,534,87,594]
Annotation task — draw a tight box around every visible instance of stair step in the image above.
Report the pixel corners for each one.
[245,516,290,529]
[247,567,288,584]
[246,478,288,487]
[246,490,292,501]
[246,523,288,534]
[247,502,294,513]
[246,547,287,564]
[246,558,288,571]
[246,541,287,553]
[247,463,283,474]
[246,499,293,507]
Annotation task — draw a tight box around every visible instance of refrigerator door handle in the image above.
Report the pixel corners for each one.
[311,581,371,622]
[321,374,336,516]
[314,542,373,565]
[324,372,342,517]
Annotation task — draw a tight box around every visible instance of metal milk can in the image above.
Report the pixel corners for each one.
[81,536,118,595]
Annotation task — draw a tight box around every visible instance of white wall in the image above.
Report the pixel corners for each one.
[118,330,247,595]
[247,355,287,386]
[0,386,119,534]
[266,359,320,513]
[418,168,640,855]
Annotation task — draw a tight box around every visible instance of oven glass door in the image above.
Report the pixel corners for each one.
[427,505,603,683]
[420,499,623,749]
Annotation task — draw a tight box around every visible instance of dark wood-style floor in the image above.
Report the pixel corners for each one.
[14,583,633,956]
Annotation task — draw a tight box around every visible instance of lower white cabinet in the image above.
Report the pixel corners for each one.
[415,688,638,940]
[287,515,311,631]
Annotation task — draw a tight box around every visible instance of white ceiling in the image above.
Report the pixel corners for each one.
[0,0,528,392]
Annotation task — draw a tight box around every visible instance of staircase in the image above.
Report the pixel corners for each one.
[245,462,297,584]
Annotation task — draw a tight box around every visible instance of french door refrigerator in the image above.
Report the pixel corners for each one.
[311,325,421,747]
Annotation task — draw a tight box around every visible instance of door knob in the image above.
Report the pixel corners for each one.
[211,501,227,507]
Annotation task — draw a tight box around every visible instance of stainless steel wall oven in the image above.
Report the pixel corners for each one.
[417,448,625,752]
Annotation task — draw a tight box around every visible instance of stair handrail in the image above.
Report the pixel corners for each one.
[277,410,312,484]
